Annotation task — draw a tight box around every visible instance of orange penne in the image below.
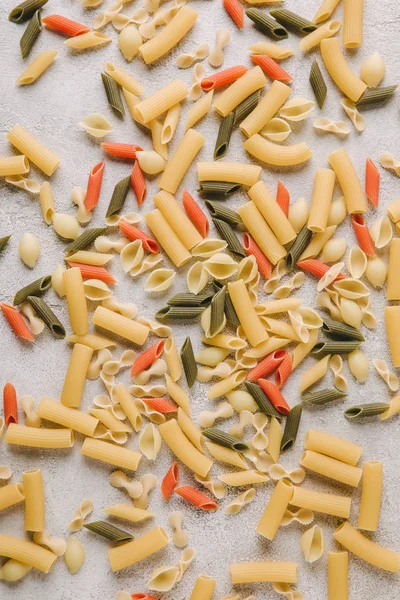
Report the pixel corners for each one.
[365,158,380,208]
[131,594,158,600]
[0,303,34,342]
[248,349,288,381]
[85,161,105,211]
[3,382,18,426]
[223,0,244,28]
[130,340,165,376]
[161,462,179,501]
[251,55,293,83]
[67,262,117,283]
[257,379,291,414]
[352,215,376,257]
[131,160,146,207]
[201,65,248,91]
[119,221,160,254]
[174,485,218,510]
[142,398,177,413]
[101,142,142,160]
[297,259,346,280]
[42,14,90,36]
[276,180,290,217]
[182,189,209,238]
[243,233,272,279]
[275,352,293,389]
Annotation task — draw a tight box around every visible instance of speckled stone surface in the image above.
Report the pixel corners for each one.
[0,0,400,598]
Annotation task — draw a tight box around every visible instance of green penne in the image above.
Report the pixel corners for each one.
[214,281,240,326]
[0,235,11,255]
[309,59,327,109]
[286,225,313,271]
[280,403,302,452]
[312,340,361,356]
[9,0,48,23]
[27,296,66,338]
[245,8,289,39]
[345,403,389,420]
[356,85,398,109]
[322,317,365,342]
[156,306,205,320]
[213,218,246,257]
[270,8,317,35]
[167,293,213,307]
[202,428,249,452]
[244,381,282,419]
[198,181,241,198]
[101,73,125,119]
[20,9,41,58]
[64,228,108,255]
[302,388,347,406]
[206,201,242,226]
[106,176,131,218]
[209,285,226,337]
[180,337,197,388]
[214,112,235,160]
[14,275,52,305]
[233,90,261,126]
[84,521,133,542]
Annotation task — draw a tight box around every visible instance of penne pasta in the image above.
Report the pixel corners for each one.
[134,80,187,124]
[17,50,57,85]
[308,169,336,233]
[145,209,192,267]
[240,80,291,137]
[328,148,366,214]
[159,129,204,194]
[213,66,267,117]
[248,181,296,245]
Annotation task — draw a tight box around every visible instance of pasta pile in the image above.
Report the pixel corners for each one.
[1,0,400,597]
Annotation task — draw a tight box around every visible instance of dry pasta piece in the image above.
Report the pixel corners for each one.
[244,135,312,167]
[68,262,116,284]
[185,90,214,130]
[313,118,350,136]
[320,38,367,102]
[251,54,293,83]
[0,303,34,342]
[68,499,94,532]
[118,24,142,60]
[80,114,112,139]
[119,221,159,254]
[260,118,291,143]
[243,233,272,280]
[299,19,341,51]
[42,14,90,35]
[101,142,142,160]
[258,379,290,414]
[202,65,248,91]
[144,269,175,292]
[194,473,226,499]
[65,536,85,574]
[147,565,180,592]
[224,488,256,515]
[188,63,205,101]
[351,215,375,256]
[330,355,348,392]
[317,262,345,292]
[370,216,392,249]
[320,239,347,263]
[365,256,387,289]
[18,395,41,428]
[346,246,367,279]
[6,176,40,194]
[373,359,399,391]
[134,473,158,509]
[120,240,144,273]
[139,424,162,460]
[268,464,305,484]
[64,31,112,50]
[136,151,165,175]
[182,190,209,238]
[360,52,385,87]
[174,486,218,510]
[198,402,234,428]
[341,98,365,132]
[168,511,189,547]
[279,97,315,121]
[209,28,230,67]
[33,531,66,556]
[365,158,380,207]
[18,232,40,268]
[3,383,18,426]
[17,50,58,85]
[161,463,179,501]
[274,272,305,299]
[300,525,325,563]
[223,0,244,28]
[176,43,209,68]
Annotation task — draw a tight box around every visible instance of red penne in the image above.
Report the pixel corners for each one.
[119,221,160,254]
[182,189,209,238]
[161,462,179,501]
[243,233,272,279]
[131,160,146,207]
[3,382,18,427]
[131,595,158,600]
[85,161,105,211]
[223,0,244,28]
[365,158,380,208]
[257,379,291,415]
[42,14,90,36]
[352,215,376,257]
[101,142,143,160]
[67,262,117,283]
[201,65,248,91]
[130,340,165,376]
[0,303,34,343]
[275,352,293,389]
[174,485,218,510]
[276,180,290,217]
[247,349,287,381]
[251,55,293,83]
[143,398,177,413]
[297,259,346,280]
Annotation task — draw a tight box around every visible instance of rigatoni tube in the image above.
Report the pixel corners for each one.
[248,180,296,245]
[92,306,150,345]
[256,479,293,540]
[61,343,93,408]
[63,267,88,335]
[228,279,269,347]
[308,169,336,232]
[23,469,45,532]
[328,148,366,214]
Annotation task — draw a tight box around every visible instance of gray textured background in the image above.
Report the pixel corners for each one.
[0,0,400,598]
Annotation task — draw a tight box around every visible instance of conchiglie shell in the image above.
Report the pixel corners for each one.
[237,255,258,284]
[187,261,209,294]
[80,113,112,138]
[296,307,323,329]
[279,97,315,122]
[0,560,32,581]
[260,118,291,142]
[300,525,325,563]
[288,198,309,233]
[53,213,81,240]
[369,216,392,249]
[144,268,175,292]
[120,240,144,273]
[201,305,226,337]
[327,196,347,226]
[6,175,40,194]
[83,279,112,301]
[139,423,162,460]
[340,298,362,329]
[348,349,369,382]
[332,278,369,300]
[360,52,386,88]
[320,238,347,263]
[203,253,238,280]
[340,98,366,132]
[65,536,85,574]
[365,255,387,288]
[147,565,180,591]
[18,233,40,268]
[192,238,228,258]
[52,264,66,297]
[118,24,142,61]
[346,246,367,279]
[136,151,165,174]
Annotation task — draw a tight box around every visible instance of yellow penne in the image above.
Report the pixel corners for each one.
[17,50,58,85]
[213,66,267,117]
[240,80,291,137]
[159,129,204,194]
[153,190,202,249]
[308,169,336,232]
[81,438,141,471]
[159,419,212,477]
[108,527,169,571]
